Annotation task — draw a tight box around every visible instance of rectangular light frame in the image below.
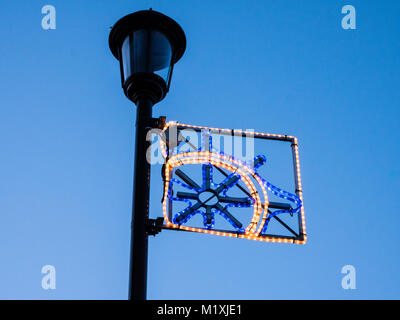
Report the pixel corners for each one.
[160,122,307,244]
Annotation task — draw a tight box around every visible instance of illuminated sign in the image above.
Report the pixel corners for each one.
[159,122,307,244]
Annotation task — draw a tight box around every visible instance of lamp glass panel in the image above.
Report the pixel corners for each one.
[121,30,172,83]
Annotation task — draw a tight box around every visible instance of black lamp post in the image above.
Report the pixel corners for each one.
[108,9,186,300]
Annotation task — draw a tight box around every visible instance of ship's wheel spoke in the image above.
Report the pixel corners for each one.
[204,206,214,227]
[202,164,212,189]
[214,173,240,194]
[175,168,201,190]
[218,196,252,206]
[174,201,203,224]
[215,203,243,229]
[176,191,199,200]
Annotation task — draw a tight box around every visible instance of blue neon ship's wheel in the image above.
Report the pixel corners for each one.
[162,151,270,237]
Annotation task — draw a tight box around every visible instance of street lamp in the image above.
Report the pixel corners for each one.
[109,9,186,104]
[108,9,186,300]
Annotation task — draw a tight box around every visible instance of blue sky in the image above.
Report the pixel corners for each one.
[0,0,399,299]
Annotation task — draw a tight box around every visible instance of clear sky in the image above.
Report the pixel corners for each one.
[1,0,399,299]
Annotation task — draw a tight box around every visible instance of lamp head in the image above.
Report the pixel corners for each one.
[109,9,186,104]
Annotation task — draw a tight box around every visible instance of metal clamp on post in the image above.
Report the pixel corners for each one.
[149,116,166,129]
[145,217,164,236]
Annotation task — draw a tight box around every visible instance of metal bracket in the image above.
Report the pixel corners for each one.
[145,217,164,236]
[150,116,166,129]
